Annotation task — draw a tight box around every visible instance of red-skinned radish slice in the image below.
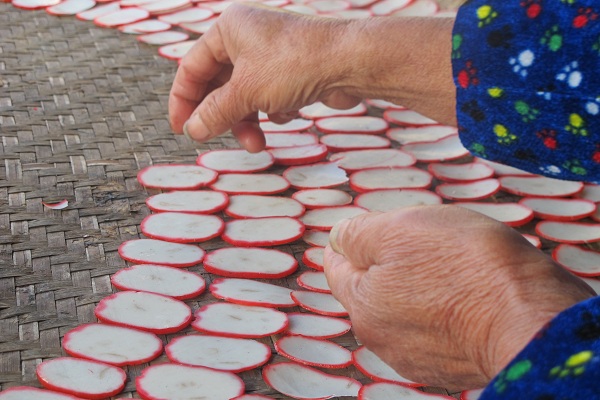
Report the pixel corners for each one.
[210,278,295,308]
[119,239,205,267]
[428,162,494,182]
[284,162,348,189]
[260,118,314,133]
[36,358,126,400]
[391,0,438,16]
[456,203,534,227]
[275,336,352,369]
[297,271,331,293]
[141,212,224,243]
[62,323,162,366]
[350,167,433,192]
[226,195,305,218]
[146,190,228,214]
[166,335,270,372]
[110,264,206,299]
[77,2,120,20]
[120,19,171,33]
[308,0,350,13]
[360,382,454,400]
[552,244,600,276]
[263,362,361,399]
[384,109,438,126]
[474,158,533,176]
[315,116,388,134]
[303,247,325,271]
[292,291,348,317]
[329,149,415,172]
[522,234,542,249]
[386,125,456,145]
[210,173,290,195]
[321,133,391,152]
[42,200,68,210]
[293,189,353,209]
[537,221,600,244]
[95,291,192,334]
[370,0,412,15]
[158,6,213,23]
[192,302,289,338]
[138,30,189,45]
[223,217,304,247]
[460,389,484,400]
[303,229,331,247]
[269,144,329,166]
[582,277,600,294]
[136,364,245,400]
[402,135,469,162]
[577,184,600,202]
[0,387,84,400]
[197,149,274,173]
[354,189,442,212]
[353,346,421,386]
[139,0,191,14]
[300,206,367,230]
[435,179,500,201]
[94,8,150,27]
[47,0,95,15]
[180,16,218,34]
[12,0,59,9]
[137,164,218,190]
[499,176,584,197]
[299,102,367,119]
[158,40,196,59]
[265,132,319,148]
[204,247,297,279]
[286,312,351,339]
[232,395,275,400]
[366,99,405,110]
[519,197,596,221]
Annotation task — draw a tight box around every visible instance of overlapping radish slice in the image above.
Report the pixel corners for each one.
[192,303,288,338]
[321,133,391,152]
[47,0,95,15]
[297,271,331,293]
[303,247,325,271]
[42,200,69,210]
[577,184,600,202]
[366,99,405,109]
[499,176,583,197]
[354,189,441,212]
[146,190,228,214]
[552,244,600,276]
[265,132,319,148]
[210,278,295,308]
[402,135,469,162]
[180,16,218,34]
[537,221,600,244]
[77,2,120,20]
[392,0,438,16]
[428,162,494,182]
[300,102,367,119]
[370,0,412,15]
[360,382,453,400]
[204,247,297,279]
[120,19,171,33]
[232,395,276,400]
[293,189,353,209]
[260,118,314,133]
[0,387,84,400]
[353,346,420,386]
[522,234,542,249]
[198,0,233,14]
[519,197,596,221]
[456,202,534,227]
[197,149,274,173]
[95,291,192,334]
[136,364,245,400]
[36,358,126,400]
[386,125,457,145]
[269,144,329,166]
[275,336,352,369]
[383,109,438,126]
[62,323,162,366]
[286,312,351,339]
[435,179,500,201]
[283,3,319,14]
[138,30,189,44]
[158,40,196,60]
[119,238,205,267]
[329,149,415,172]
[158,6,213,23]
[350,167,433,192]
[210,173,290,195]
[303,229,331,247]
[460,389,484,400]
[284,162,348,189]
[139,0,191,15]
[300,206,367,230]
[226,195,305,218]
[141,212,224,243]
[111,264,206,299]
[582,277,600,294]
[137,164,217,190]
[223,217,304,246]
[292,291,347,317]
[166,335,270,372]
[94,8,150,27]
[12,0,59,9]
[120,0,158,6]
[474,158,532,176]
[308,0,350,13]
[315,116,388,134]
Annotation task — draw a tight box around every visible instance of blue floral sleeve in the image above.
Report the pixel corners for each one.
[452,0,600,183]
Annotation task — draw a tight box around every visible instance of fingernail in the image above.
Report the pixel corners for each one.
[183,114,210,142]
[329,218,349,256]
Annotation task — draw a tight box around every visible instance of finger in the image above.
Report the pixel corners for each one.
[323,246,364,314]
[231,114,266,153]
[267,110,299,125]
[320,92,362,110]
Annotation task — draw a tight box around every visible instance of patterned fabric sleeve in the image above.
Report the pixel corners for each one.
[452,0,600,183]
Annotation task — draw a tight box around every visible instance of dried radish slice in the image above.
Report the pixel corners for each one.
[77,2,120,20]
[197,149,274,173]
[460,389,484,400]
[139,0,191,15]
[95,291,192,334]
[284,162,348,189]
[265,132,319,148]
[308,0,350,13]
[36,358,126,399]
[110,264,206,299]
[499,176,583,197]
[297,271,331,293]
[275,336,352,369]
[316,116,388,134]
[386,125,457,145]
[12,0,59,9]
[320,133,391,152]
[263,362,361,399]
[283,3,318,14]
[350,167,433,192]
[519,197,596,221]
[303,229,331,247]
[293,189,353,209]
[193,302,288,338]
[523,234,542,249]
[223,217,304,247]
[552,244,600,276]
[402,135,469,162]
[42,200,68,210]
[354,189,441,212]
[166,335,270,372]
[303,247,325,271]
[435,179,500,201]
[286,312,351,339]
[137,164,217,190]
[47,0,96,15]
[537,221,600,244]
[141,212,224,243]
[383,109,438,126]
[428,162,494,182]
[299,102,367,120]
[94,8,150,27]
[119,239,205,267]
[268,144,328,166]
[120,19,171,33]
[456,203,534,227]
[62,323,162,366]
[366,99,405,109]
[180,16,218,34]
[196,0,232,13]
[159,40,196,60]
[204,247,298,279]
[391,0,438,16]
[146,190,228,214]
[360,382,453,400]
[300,206,367,230]
[210,173,290,195]
[136,364,244,400]
[210,278,295,308]
[329,149,416,172]
[370,0,411,15]
[158,6,213,23]
[353,346,420,386]
[292,291,347,317]
[474,158,533,176]
[138,30,189,45]
[232,395,275,400]
[576,184,600,202]
[0,387,83,400]
[260,119,314,133]
[226,195,305,218]
[582,277,600,294]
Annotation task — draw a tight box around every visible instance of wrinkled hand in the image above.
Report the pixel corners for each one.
[324,205,593,390]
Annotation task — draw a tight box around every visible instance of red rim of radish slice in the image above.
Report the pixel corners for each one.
[456,202,534,227]
[308,0,351,13]
[12,0,60,9]
[137,164,218,190]
[222,217,305,247]
[370,0,413,15]
[402,134,469,162]
[158,40,196,60]
[576,184,600,202]
[209,173,291,195]
[299,102,367,120]
[320,133,391,152]
[552,244,600,277]
[297,271,331,293]
[536,221,600,244]
[329,149,416,172]
[95,291,192,334]
[428,162,495,182]
[386,125,457,145]
[392,0,439,16]
[303,247,325,271]
[265,132,320,148]
[136,364,245,400]
[139,0,192,14]
[383,109,438,126]
[138,30,189,45]
[499,176,584,197]
[354,189,441,212]
[140,212,224,243]
[292,189,353,209]
[518,197,596,221]
[359,382,454,400]
[365,99,406,110]
[350,167,433,193]
[158,6,214,23]
[291,291,347,317]
[284,162,349,189]
[94,8,150,27]
[300,206,367,231]
[226,195,305,219]
[285,312,351,339]
[180,16,218,34]
[522,234,542,249]
[120,19,171,33]
[196,149,274,173]
[210,278,295,308]
[232,395,276,400]
[315,116,388,135]
[47,0,96,15]
[460,389,484,400]
[435,179,500,201]
[165,334,271,372]
[42,199,68,210]
[275,335,352,369]
[203,247,298,279]
[110,264,206,300]
[146,190,229,214]
[192,302,289,338]
[77,2,120,20]
[353,346,421,387]
[474,158,533,176]
[119,239,205,267]
[260,118,314,133]
[36,357,127,400]
[62,323,163,366]
[0,387,85,400]
[268,144,329,166]
[263,362,362,400]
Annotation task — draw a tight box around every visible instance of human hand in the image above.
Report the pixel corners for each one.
[324,205,594,390]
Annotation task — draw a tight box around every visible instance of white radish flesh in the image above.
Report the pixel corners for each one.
[523,234,542,249]
[158,7,213,23]
[223,217,304,246]
[300,206,367,230]
[47,0,95,15]
[146,190,228,214]
[537,221,600,244]
[265,132,319,148]
[210,278,295,308]
[137,164,217,190]
[360,382,453,400]
[210,173,290,195]
[329,149,415,172]
[119,239,205,267]
[286,312,351,339]
[353,346,420,386]
[284,162,348,189]
[354,189,441,212]
[320,133,391,152]
[197,1,232,14]
[293,189,353,209]
[269,144,329,166]
[138,30,189,45]
[386,125,457,145]
[260,119,314,132]
[232,395,275,400]
[308,0,350,12]
[519,197,596,221]
[275,335,352,368]
[303,247,325,271]
[552,244,600,276]
[139,0,192,14]
[120,19,171,33]
[297,271,331,293]
[582,277,600,294]
[226,195,305,218]
[291,291,348,317]
[0,387,85,400]
[350,167,433,192]
[299,102,367,119]
[428,162,494,182]
[303,229,331,247]
[391,0,438,16]
[204,247,297,279]
[435,179,500,201]
[383,109,438,126]
[77,2,119,20]
[196,149,274,173]
[499,176,584,197]
[141,212,224,243]
[283,3,319,14]
[366,99,405,109]
[158,40,196,59]
[577,184,600,202]
[402,135,469,162]
[316,116,388,134]
[94,8,150,27]
[456,203,534,227]
[180,16,218,34]
[460,389,484,400]
[12,0,59,9]
[474,158,533,176]
[370,0,411,14]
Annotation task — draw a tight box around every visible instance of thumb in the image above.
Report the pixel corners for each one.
[323,246,364,314]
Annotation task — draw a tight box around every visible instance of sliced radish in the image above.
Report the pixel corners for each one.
[210,278,295,308]
[303,247,325,271]
[136,364,244,400]
[94,8,150,27]
[232,395,275,400]
[77,2,120,20]
[275,335,352,369]
[141,212,224,243]
[197,0,232,13]
[456,203,534,227]
[196,149,274,173]
[460,389,484,400]
[291,291,347,317]
[353,346,420,386]
[260,118,314,133]
[500,176,584,197]
[283,3,319,14]
[262,0,289,6]
[329,149,415,172]
[402,135,469,162]
[180,16,218,34]
[158,6,213,23]
[139,0,191,14]
[350,167,433,192]
[166,334,270,372]
[300,206,367,230]
[366,99,405,110]
[435,179,500,201]
[192,302,288,338]
[269,144,328,166]
[62,323,162,366]
[519,197,596,221]
[138,30,189,45]
[522,234,542,249]
[12,0,59,9]
[42,200,68,210]
[370,0,412,15]
[137,164,218,190]
[95,291,192,334]
[223,217,304,247]
[327,8,372,17]
[300,102,367,120]
[383,109,438,126]
[537,221,600,244]
[264,362,361,399]
[354,189,441,212]
[226,195,305,218]
[286,312,351,339]
[265,132,319,148]
[0,387,83,400]
[577,184,600,202]
[391,0,438,16]
[284,162,348,189]
[321,133,391,152]
[121,0,159,5]
[552,244,600,276]
[303,229,331,247]
[119,238,205,267]
[474,158,533,176]
[293,189,353,209]
[204,247,297,279]
[158,40,196,60]
[120,19,171,33]
[210,173,290,195]
[308,0,350,12]
[36,358,126,399]
[110,264,206,299]
[316,116,388,135]
[297,271,331,293]
[386,125,457,145]
[146,190,228,214]
[582,277,600,295]
[360,382,453,400]
[47,0,95,15]
[428,162,495,182]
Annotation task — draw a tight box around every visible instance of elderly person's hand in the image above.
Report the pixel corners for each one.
[324,205,594,391]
